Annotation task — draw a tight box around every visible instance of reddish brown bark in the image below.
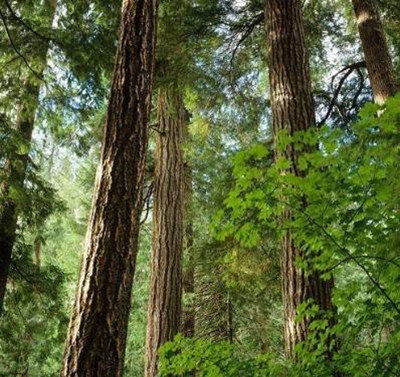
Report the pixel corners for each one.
[352,0,398,104]
[264,0,335,358]
[60,1,158,376]
[145,88,185,377]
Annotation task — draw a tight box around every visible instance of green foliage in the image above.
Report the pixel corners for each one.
[0,127,66,376]
[159,335,288,377]
[214,94,400,375]
[0,259,68,377]
[1,0,399,375]
[0,123,63,230]
[124,225,153,376]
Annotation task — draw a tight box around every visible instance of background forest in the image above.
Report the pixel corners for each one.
[0,0,399,376]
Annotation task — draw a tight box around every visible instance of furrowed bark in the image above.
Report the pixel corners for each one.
[60,1,158,376]
[264,0,335,358]
[0,0,57,313]
[145,88,185,377]
[352,0,398,104]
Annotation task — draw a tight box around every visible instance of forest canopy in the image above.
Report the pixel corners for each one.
[0,0,399,376]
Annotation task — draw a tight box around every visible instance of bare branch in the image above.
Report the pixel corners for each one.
[230,12,264,68]
[317,61,367,126]
[140,182,154,225]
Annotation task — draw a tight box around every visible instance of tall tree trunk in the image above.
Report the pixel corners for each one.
[352,0,398,104]
[264,0,335,358]
[0,0,57,313]
[181,127,195,338]
[145,88,185,377]
[60,1,158,376]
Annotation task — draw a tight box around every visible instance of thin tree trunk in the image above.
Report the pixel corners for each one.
[0,0,57,313]
[33,235,42,267]
[352,0,398,104]
[60,1,158,376]
[145,88,185,377]
[181,126,195,338]
[227,293,233,343]
[264,0,335,358]
[196,265,232,342]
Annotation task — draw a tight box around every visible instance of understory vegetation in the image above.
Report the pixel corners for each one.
[0,0,399,376]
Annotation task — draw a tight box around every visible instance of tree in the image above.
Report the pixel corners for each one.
[0,0,57,313]
[144,0,220,372]
[182,159,195,338]
[145,86,186,377]
[351,0,398,104]
[264,0,335,357]
[60,0,158,376]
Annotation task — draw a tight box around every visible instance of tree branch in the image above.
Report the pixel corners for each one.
[4,0,53,43]
[317,61,366,126]
[0,8,45,83]
[230,12,264,68]
[291,204,400,316]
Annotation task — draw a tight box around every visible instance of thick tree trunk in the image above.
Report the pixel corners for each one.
[264,0,335,358]
[0,0,57,313]
[181,128,195,338]
[352,0,398,104]
[60,1,158,376]
[145,88,185,377]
